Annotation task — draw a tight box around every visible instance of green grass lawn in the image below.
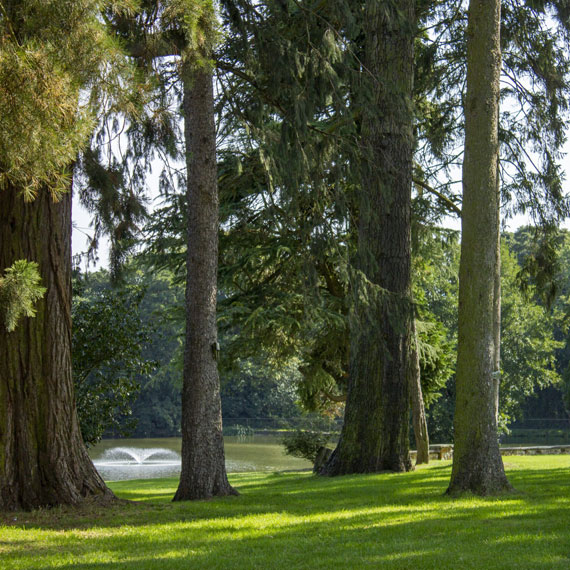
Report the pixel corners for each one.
[1,456,569,569]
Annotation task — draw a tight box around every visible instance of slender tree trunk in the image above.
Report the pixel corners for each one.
[321,0,414,475]
[447,0,511,495]
[410,320,429,464]
[173,66,237,501]
[0,188,115,511]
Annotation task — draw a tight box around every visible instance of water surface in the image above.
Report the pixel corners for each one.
[89,436,312,481]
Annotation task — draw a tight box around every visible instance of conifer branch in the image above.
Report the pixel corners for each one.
[320,389,347,403]
[412,178,462,216]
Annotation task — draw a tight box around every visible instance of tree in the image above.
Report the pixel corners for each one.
[0,189,115,510]
[72,273,155,446]
[320,0,416,475]
[447,0,511,495]
[0,0,126,511]
[174,56,237,499]
[105,0,237,499]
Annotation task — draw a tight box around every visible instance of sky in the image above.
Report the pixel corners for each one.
[72,142,570,271]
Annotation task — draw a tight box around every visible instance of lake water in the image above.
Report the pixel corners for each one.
[89,436,312,481]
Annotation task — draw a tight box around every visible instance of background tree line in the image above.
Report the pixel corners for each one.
[72,225,570,445]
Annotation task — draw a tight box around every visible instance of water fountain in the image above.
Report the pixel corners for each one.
[93,447,181,481]
[89,438,314,481]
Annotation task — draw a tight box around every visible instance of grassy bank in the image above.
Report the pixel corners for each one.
[1,456,569,569]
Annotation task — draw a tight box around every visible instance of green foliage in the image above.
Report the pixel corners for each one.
[221,358,300,421]
[165,0,219,66]
[72,272,156,446]
[0,41,91,199]
[510,224,562,307]
[415,318,455,406]
[282,429,330,463]
[500,242,563,421]
[0,0,136,200]
[423,230,567,442]
[0,260,45,332]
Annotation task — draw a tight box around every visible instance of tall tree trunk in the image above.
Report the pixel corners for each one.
[173,66,237,501]
[0,188,115,511]
[447,0,511,495]
[410,320,429,464]
[320,0,414,475]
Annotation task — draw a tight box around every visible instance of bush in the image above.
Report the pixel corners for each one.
[282,429,330,463]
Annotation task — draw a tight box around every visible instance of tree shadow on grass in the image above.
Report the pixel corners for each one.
[3,462,567,533]
[6,492,568,570]
[3,463,570,569]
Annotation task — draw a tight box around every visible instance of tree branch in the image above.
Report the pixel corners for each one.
[413,177,462,216]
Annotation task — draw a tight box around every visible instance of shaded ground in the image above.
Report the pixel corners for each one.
[1,456,569,569]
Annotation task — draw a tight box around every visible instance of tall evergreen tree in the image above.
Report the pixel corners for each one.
[0,0,126,510]
[447,0,511,495]
[174,58,238,501]
[106,0,236,499]
[320,0,416,474]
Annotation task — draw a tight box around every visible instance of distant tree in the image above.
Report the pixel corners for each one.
[499,244,563,424]
[72,273,155,446]
[128,271,185,438]
[221,358,300,420]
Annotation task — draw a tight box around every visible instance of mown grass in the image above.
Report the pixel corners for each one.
[1,456,569,569]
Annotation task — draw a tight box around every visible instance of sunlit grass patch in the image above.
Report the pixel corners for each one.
[1,456,569,569]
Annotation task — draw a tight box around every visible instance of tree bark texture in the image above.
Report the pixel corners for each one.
[321,0,414,475]
[410,320,429,464]
[173,67,237,501]
[493,238,501,422]
[0,189,114,511]
[447,0,511,495]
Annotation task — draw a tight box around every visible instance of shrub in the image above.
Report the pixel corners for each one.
[282,429,330,463]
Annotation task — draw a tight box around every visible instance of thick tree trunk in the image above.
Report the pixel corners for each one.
[410,320,429,464]
[447,0,511,495]
[173,67,237,501]
[0,188,115,511]
[321,0,414,475]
